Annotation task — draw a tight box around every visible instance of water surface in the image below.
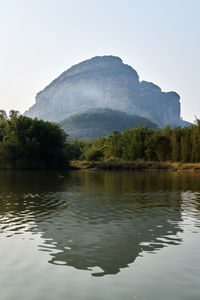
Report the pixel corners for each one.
[0,170,200,299]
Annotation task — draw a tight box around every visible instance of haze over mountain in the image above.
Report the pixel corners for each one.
[60,108,158,140]
[24,55,191,130]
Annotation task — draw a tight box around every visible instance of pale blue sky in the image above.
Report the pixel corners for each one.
[0,0,200,122]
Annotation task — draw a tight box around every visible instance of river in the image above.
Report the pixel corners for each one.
[0,170,199,300]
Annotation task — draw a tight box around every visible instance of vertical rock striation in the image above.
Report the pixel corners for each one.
[24,55,186,127]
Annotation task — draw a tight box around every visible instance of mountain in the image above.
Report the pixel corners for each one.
[24,55,190,128]
[60,108,158,140]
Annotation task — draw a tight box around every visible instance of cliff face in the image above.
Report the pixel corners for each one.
[24,55,182,127]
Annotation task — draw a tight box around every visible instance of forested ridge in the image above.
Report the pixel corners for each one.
[60,108,158,140]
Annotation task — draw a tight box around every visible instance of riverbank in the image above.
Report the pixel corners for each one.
[70,160,200,172]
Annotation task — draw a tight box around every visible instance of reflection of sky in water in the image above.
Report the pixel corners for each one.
[181,191,200,229]
[0,171,200,277]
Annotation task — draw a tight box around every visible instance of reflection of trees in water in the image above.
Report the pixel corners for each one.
[0,171,200,276]
[0,171,69,234]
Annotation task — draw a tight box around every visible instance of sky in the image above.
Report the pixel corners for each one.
[0,0,200,122]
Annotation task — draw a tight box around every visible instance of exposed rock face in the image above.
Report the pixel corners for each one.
[24,55,184,127]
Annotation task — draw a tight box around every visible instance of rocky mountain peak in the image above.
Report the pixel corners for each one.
[24,55,186,127]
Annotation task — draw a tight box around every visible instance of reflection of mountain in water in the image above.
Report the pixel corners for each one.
[1,171,200,276]
[41,201,182,277]
[37,172,183,276]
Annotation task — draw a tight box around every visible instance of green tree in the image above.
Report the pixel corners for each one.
[0,114,70,169]
[0,110,7,121]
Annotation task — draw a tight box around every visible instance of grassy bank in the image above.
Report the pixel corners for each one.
[70,159,200,172]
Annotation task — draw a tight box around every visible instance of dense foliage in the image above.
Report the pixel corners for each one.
[69,121,200,163]
[60,108,158,140]
[0,110,69,169]
[0,109,198,169]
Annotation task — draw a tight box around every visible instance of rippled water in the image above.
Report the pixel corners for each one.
[0,170,200,299]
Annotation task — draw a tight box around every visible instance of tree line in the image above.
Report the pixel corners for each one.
[69,119,200,163]
[0,109,199,169]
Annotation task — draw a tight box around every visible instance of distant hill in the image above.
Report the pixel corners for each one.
[60,108,158,140]
[24,55,191,128]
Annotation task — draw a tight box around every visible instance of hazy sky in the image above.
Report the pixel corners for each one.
[0,0,200,122]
